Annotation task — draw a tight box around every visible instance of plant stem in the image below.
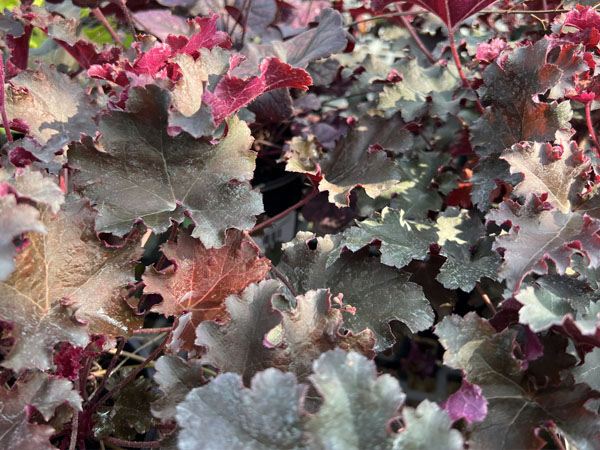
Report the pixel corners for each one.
[155,223,179,271]
[0,57,13,144]
[250,182,318,234]
[92,8,123,46]
[114,0,138,42]
[102,436,161,448]
[448,30,485,114]
[270,263,299,298]
[240,0,255,47]
[79,354,94,402]
[399,15,436,63]
[69,380,80,450]
[548,426,566,450]
[585,102,600,158]
[94,332,170,410]
[133,327,173,334]
[87,337,125,408]
[475,282,497,315]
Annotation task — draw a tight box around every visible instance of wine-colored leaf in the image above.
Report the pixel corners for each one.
[441,380,488,424]
[143,228,270,349]
[5,167,65,214]
[278,232,434,351]
[70,86,263,247]
[471,40,575,157]
[371,0,498,30]
[0,194,142,372]
[204,57,312,125]
[0,372,81,450]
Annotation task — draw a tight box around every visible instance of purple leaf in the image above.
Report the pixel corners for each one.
[442,380,488,423]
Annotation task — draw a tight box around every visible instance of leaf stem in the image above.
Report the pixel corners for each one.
[87,337,125,408]
[250,181,318,234]
[475,282,497,315]
[0,57,13,143]
[399,14,436,64]
[94,332,171,410]
[155,223,179,271]
[448,30,485,114]
[585,102,600,158]
[547,426,566,450]
[132,327,174,334]
[69,380,79,450]
[269,263,299,298]
[102,436,161,448]
[114,0,138,42]
[92,8,123,47]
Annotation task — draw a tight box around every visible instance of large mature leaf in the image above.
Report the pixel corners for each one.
[196,281,374,383]
[336,207,437,270]
[436,313,600,450]
[487,195,600,291]
[502,140,590,213]
[177,370,307,450]
[5,64,98,155]
[278,232,434,351]
[372,0,498,30]
[143,228,270,350]
[471,40,575,156]
[70,86,263,247]
[152,355,206,422]
[392,400,464,450]
[0,194,45,282]
[307,349,405,450]
[0,194,142,371]
[0,372,81,450]
[317,115,404,206]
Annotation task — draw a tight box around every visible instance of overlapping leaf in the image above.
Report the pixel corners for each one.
[501,140,590,213]
[335,207,437,270]
[195,281,374,383]
[436,313,600,449]
[0,372,81,450]
[4,64,98,155]
[487,195,600,291]
[0,194,142,372]
[278,232,434,350]
[143,228,270,350]
[471,40,578,156]
[70,86,263,247]
[177,369,307,450]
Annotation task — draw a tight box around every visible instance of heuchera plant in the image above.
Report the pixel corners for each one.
[2,0,600,448]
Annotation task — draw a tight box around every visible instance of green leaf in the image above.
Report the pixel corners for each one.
[70,86,263,247]
[573,347,600,391]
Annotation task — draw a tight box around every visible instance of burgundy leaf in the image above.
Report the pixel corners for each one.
[442,380,488,423]
[204,57,312,125]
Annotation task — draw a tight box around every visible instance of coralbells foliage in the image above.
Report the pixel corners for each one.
[1,1,600,449]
